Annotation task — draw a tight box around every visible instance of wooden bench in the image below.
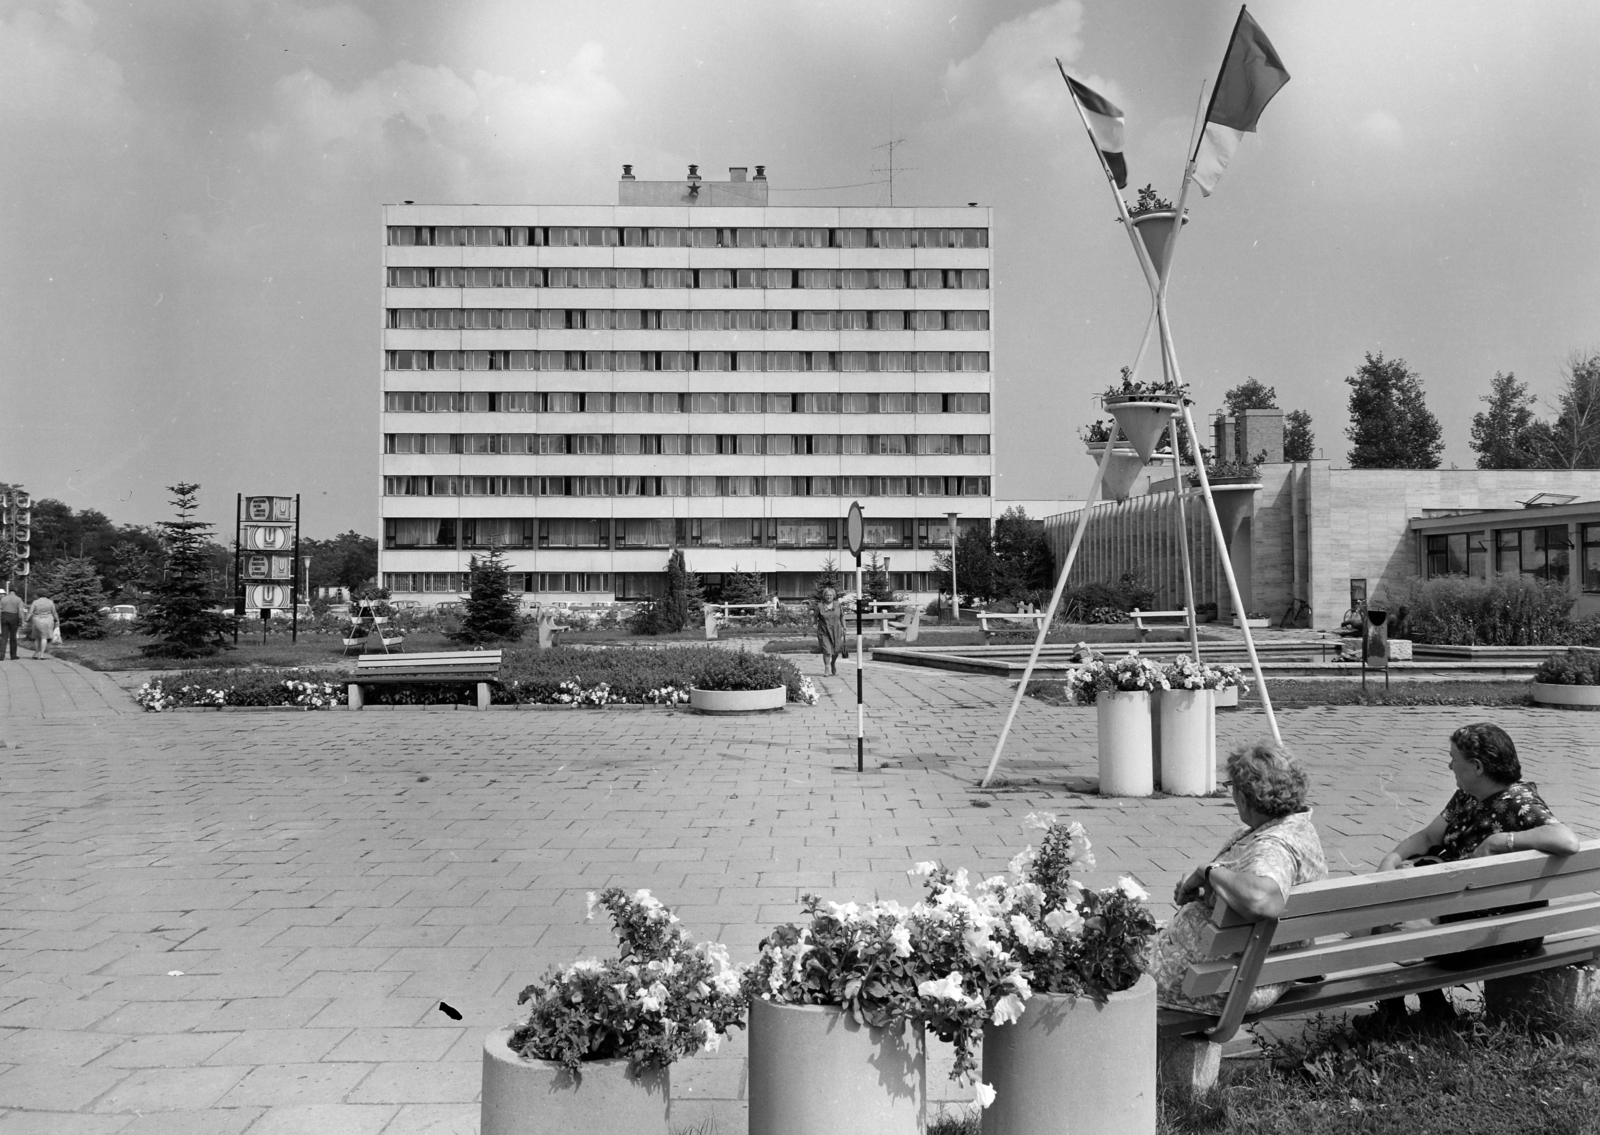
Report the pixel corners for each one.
[1158,841,1600,1096]
[1130,608,1195,639]
[977,610,1049,638]
[347,650,504,710]
[703,599,778,639]
[883,604,921,643]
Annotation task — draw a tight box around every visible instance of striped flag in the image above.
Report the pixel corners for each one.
[1191,7,1290,196]
[1061,71,1127,189]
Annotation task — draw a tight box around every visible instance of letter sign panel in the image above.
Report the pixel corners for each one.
[244,554,293,580]
[245,497,294,523]
[242,524,291,552]
[245,583,291,610]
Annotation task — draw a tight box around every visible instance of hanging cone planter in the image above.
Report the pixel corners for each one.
[1105,401,1175,463]
[1205,482,1263,546]
[1129,211,1189,280]
[1100,448,1146,502]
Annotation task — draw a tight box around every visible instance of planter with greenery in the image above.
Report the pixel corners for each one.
[975,814,1159,1135]
[1065,653,1164,797]
[688,649,815,713]
[484,888,746,1135]
[1531,648,1600,709]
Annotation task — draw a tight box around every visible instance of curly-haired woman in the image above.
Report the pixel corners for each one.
[1149,739,1326,1014]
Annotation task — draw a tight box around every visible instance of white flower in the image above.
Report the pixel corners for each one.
[908,861,939,878]
[826,901,861,922]
[975,1082,997,1109]
[585,892,599,921]
[570,959,603,975]
[991,993,1026,1026]
[917,973,967,1002]
[699,1019,721,1052]
[1008,914,1049,951]
[889,924,912,958]
[1117,876,1150,902]
[1044,907,1084,936]
[1007,846,1036,877]
[1024,811,1057,832]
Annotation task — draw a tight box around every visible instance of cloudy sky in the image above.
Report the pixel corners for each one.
[2,0,1596,535]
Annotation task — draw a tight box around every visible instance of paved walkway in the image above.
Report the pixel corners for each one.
[0,655,1595,1132]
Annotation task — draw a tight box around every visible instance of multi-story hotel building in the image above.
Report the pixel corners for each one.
[379,166,994,604]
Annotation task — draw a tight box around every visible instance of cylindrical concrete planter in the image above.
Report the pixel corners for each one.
[980,976,1157,1135]
[747,999,926,1135]
[1096,690,1153,797]
[689,686,786,714]
[1158,689,1214,796]
[481,1028,670,1135]
[1531,682,1600,710]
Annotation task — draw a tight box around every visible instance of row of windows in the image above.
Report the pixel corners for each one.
[381,570,943,600]
[383,474,991,499]
[387,226,988,249]
[385,267,989,290]
[382,391,991,414]
[384,516,960,550]
[388,350,991,374]
[389,308,990,331]
[385,432,990,456]
[1423,523,1600,591]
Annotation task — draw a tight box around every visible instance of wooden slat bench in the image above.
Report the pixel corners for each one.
[347,650,504,710]
[1130,608,1195,639]
[1158,841,1600,1095]
[977,611,1049,639]
[704,599,779,639]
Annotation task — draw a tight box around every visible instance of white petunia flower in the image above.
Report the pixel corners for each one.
[1117,876,1150,902]
[585,892,599,921]
[889,924,913,958]
[975,1082,997,1108]
[991,993,1026,1026]
[917,973,966,1002]
[909,861,939,878]
[1044,907,1084,936]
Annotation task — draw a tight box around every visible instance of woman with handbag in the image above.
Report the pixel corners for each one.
[26,594,59,660]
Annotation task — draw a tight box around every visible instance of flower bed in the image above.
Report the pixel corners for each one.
[133,647,818,711]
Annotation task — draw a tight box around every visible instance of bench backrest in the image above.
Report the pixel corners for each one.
[355,649,503,679]
[1182,841,1600,1034]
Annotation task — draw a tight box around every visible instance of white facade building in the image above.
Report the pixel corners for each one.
[379,166,994,604]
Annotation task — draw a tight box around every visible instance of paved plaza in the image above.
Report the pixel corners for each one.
[0,653,1596,1133]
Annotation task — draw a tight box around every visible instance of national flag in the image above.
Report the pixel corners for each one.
[1191,7,1290,196]
[1058,65,1127,189]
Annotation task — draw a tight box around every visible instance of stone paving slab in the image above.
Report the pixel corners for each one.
[0,654,1594,1131]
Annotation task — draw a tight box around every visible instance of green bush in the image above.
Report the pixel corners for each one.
[1061,572,1156,622]
[1534,648,1600,685]
[1395,574,1595,646]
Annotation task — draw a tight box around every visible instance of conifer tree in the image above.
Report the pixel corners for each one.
[142,483,232,657]
[35,557,109,639]
[811,556,845,601]
[453,546,523,643]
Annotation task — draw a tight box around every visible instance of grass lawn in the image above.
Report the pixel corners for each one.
[52,630,461,672]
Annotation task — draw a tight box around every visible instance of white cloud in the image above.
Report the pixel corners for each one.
[253,43,626,162]
[1355,109,1404,150]
[939,1,1088,129]
[0,0,128,124]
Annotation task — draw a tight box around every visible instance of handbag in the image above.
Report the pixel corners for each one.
[51,627,62,644]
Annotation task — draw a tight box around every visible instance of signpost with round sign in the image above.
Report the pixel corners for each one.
[846,501,865,772]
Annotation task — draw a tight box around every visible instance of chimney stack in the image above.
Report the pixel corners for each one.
[687,164,701,182]
[753,165,767,181]
[620,164,635,180]
[729,166,747,182]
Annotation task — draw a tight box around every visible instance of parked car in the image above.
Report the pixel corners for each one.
[99,605,137,621]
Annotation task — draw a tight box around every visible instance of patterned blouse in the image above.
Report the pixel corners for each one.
[1431,781,1556,862]
[1151,809,1327,1014]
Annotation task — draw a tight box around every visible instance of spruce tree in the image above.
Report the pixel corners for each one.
[863,551,895,603]
[453,546,523,644]
[35,557,109,639]
[142,483,232,657]
[811,556,845,601]
[721,564,769,605]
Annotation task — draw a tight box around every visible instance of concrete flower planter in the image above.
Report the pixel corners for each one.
[747,999,926,1135]
[689,686,786,714]
[1530,682,1600,710]
[1214,685,1240,709]
[1096,690,1153,797]
[981,975,1157,1135]
[1158,689,1215,796]
[481,1028,670,1135]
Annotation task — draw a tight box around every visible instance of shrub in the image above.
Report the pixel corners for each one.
[1395,574,1589,646]
[1060,572,1156,623]
[34,556,110,639]
[135,668,344,711]
[497,645,816,705]
[1534,648,1600,685]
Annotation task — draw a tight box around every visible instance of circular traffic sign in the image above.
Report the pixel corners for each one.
[845,501,864,558]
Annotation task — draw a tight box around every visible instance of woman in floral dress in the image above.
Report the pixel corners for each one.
[813,587,847,676]
[1149,739,1326,1015]
[1365,722,1579,1025]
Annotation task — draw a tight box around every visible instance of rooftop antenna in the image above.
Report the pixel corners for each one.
[871,96,915,205]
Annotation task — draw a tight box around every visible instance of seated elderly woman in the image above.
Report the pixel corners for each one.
[1366,721,1579,1025]
[1149,739,1326,1014]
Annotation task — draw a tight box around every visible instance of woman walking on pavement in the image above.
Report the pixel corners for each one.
[813,586,847,676]
[26,593,59,659]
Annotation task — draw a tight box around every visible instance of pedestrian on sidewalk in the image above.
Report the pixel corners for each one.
[26,593,59,660]
[813,586,847,676]
[0,587,21,660]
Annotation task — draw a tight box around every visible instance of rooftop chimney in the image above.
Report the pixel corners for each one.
[687,164,701,181]
[753,165,767,181]
[729,166,747,182]
[620,164,635,180]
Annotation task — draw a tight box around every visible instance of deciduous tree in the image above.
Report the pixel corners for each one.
[1283,410,1315,461]
[1344,352,1444,469]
